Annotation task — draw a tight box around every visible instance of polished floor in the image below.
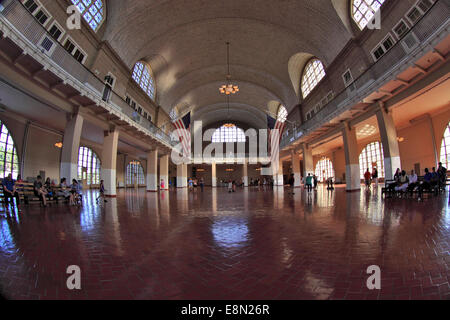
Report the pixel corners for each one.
[0,185,449,300]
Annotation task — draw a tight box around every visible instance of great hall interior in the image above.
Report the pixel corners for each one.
[0,0,449,300]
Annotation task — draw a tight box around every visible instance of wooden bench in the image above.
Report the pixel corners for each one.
[1,180,70,205]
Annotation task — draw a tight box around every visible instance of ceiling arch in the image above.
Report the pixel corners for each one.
[103,0,353,125]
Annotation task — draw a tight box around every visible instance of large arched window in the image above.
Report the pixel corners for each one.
[71,0,105,31]
[359,142,385,180]
[351,0,386,30]
[78,147,101,185]
[440,122,450,169]
[0,120,20,179]
[277,105,288,123]
[315,158,335,183]
[212,124,246,143]
[301,59,326,98]
[126,161,145,185]
[132,62,156,100]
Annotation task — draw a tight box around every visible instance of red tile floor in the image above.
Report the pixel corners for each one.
[0,185,449,300]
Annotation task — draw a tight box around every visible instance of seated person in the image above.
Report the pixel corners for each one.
[58,178,71,202]
[394,170,409,193]
[431,167,439,194]
[34,175,48,207]
[418,168,433,200]
[407,170,418,196]
[44,177,54,198]
[3,173,21,210]
[387,168,401,194]
[70,179,82,206]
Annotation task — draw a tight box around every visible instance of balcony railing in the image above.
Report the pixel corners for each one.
[0,0,177,148]
[280,0,449,149]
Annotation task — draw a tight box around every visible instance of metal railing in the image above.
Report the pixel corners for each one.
[280,0,449,149]
[0,0,177,147]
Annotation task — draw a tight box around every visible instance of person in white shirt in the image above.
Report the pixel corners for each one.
[407,170,418,196]
[395,170,409,192]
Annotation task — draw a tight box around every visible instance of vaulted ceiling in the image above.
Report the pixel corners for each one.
[103,0,353,128]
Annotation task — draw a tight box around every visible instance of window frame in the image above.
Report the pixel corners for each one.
[70,0,106,32]
[211,125,246,143]
[132,62,157,101]
[77,146,101,186]
[126,161,145,186]
[0,120,20,180]
[62,36,87,64]
[47,20,65,43]
[359,141,385,180]
[392,19,410,40]
[439,122,450,170]
[300,58,327,99]
[351,0,386,31]
[371,33,396,62]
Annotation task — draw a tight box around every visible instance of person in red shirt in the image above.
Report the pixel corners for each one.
[364,169,372,189]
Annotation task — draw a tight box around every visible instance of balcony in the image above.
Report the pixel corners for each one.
[0,0,177,149]
[281,0,450,149]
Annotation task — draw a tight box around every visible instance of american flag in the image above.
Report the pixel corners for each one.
[267,114,286,161]
[172,112,191,158]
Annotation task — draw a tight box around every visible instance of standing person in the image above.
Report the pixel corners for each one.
[437,162,447,190]
[96,180,107,204]
[288,174,295,195]
[3,174,21,211]
[34,175,48,207]
[228,180,233,193]
[305,174,313,193]
[313,175,318,190]
[364,169,372,190]
[188,178,193,191]
[372,167,379,188]
[199,178,204,192]
[160,179,165,190]
[70,179,82,206]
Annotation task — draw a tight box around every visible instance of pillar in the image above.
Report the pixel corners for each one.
[243,159,248,187]
[147,150,158,192]
[291,150,301,187]
[177,164,187,188]
[301,144,314,178]
[274,159,284,186]
[342,123,360,191]
[211,162,217,187]
[376,103,401,180]
[101,128,119,197]
[160,155,169,190]
[60,113,83,182]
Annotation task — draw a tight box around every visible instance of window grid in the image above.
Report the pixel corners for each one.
[126,162,145,185]
[301,59,326,98]
[440,122,450,169]
[352,0,386,30]
[314,158,335,183]
[78,147,101,185]
[359,142,385,179]
[277,106,288,123]
[71,0,104,31]
[132,62,156,100]
[212,125,246,143]
[0,121,20,180]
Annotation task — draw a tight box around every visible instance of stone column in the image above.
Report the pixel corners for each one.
[274,159,284,186]
[101,128,119,197]
[291,150,301,187]
[177,164,187,188]
[211,162,217,187]
[147,150,158,192]
[60,112,83,182]
[243,159,248,187]
[376,103,401,180]
[160,155,169,190]
[301,143,314,178]
[342,123,360,191]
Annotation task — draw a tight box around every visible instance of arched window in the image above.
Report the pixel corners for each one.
[0,120,20,179]
[78,147,101,185]
[440,122,450,169]
[132,62,156,100]
[315,158,335,183]
[359,142,385,180]
[212,124,246,143]
[71,0,105,31]
[277,105,288,123]
[301,59,326,98]
[126,161,145,185]
[351,0,386,30]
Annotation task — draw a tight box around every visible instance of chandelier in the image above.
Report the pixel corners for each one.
[219,42,239,95]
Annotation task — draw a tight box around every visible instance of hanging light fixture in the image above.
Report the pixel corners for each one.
[219,42,239,95]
